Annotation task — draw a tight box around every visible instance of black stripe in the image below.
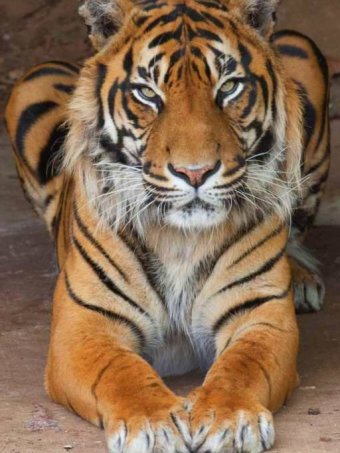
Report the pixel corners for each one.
[15,101,58,156]
[191,61,203,81]
[117,230,167,311]
[222,156,245,177]
[274,30,329,81]
[144,8,182,33]
[245,120,265,148]
[142,1,167,12]
[294,81,316,158]
[308,170,329,195]
[183,5,205,22]
[256,74,269,112]
[214,217,262,265]
[250,129,275,163]
[96,64,108,129]
[148,24,183,48]
[196,28,222,43]
[74,206,128,281]
[38,122,68,184]
[148,52,165,71]
[143,161,168,181]
[108,80,119,121]
[201,11,224,28]
[190,46,212,82]
[241,87,257,119]
[54,83,75,94]
[265,59,278,122]
[72,235,152,321]
[215,248,285,297]
[23,67,74,82]
[44,60,80,73]
[277,44,308,59]
[123,47,134,73]
[197,0,228,12]
[306,145,330,175]
[122,94,141,128]
[273,30,329,152]
[228,224,284,268]
[99,134,128,165]
[65,274,145,348]
[239,43,252,69]
[164,49,184,83]
[44,194,55,209]
[213,287,290,334]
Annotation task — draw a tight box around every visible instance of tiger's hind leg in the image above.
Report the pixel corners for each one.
[287,235,325,313]
[273,30,330,313]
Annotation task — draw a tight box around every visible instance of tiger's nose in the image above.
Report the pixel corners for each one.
[168,161,221,187]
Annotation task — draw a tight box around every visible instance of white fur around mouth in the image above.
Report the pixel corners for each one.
[164,200,231,230]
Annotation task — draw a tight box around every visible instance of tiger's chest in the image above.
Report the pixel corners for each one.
[147,241,215,376]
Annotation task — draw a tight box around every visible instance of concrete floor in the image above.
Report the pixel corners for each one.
[1,116,340,453]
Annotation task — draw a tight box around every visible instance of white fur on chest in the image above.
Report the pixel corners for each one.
[153,240,203,333]
[147,237,213,376]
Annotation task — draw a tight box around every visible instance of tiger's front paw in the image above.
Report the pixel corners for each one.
[186,387,275,453]
[105,397,191,453]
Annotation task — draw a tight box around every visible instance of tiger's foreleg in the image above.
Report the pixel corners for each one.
[189,295,298,453]
[46,271,190,453]
[189,223,299,452]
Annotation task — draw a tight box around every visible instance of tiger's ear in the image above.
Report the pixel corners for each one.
[79,0,136,50]
[229,0,280,37]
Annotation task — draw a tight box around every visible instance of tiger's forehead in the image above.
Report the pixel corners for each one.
[137,0,229,15]
[101,0,271,90]
[130,1,243,85]
[135,0,232,48]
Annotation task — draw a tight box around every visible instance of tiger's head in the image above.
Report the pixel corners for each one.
[66,0,303,233]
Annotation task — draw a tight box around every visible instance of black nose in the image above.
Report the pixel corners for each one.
[168,161,221,187]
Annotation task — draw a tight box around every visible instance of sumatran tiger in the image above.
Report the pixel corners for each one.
[5,0,330,452]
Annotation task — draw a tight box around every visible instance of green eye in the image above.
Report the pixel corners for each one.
[139,86,157,99]
[220,79,238,95]
[131,84,164,110]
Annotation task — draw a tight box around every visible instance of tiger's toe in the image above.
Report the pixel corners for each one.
[106,409,191,453]
[187,388,275,453]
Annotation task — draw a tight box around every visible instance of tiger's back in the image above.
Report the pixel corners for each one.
[273,30,330,235]
[5,61,79,236]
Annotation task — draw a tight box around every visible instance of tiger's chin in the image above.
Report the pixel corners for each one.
[164,200,230,231]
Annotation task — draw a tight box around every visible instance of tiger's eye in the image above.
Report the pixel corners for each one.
[220,80,238,94]
[140,86,157,99]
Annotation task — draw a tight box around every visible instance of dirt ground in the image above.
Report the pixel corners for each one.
[0,1,340,452]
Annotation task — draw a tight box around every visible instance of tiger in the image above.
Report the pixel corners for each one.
[5,0,330,452]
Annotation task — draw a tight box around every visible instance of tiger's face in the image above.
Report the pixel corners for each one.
[70,0,301,232]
